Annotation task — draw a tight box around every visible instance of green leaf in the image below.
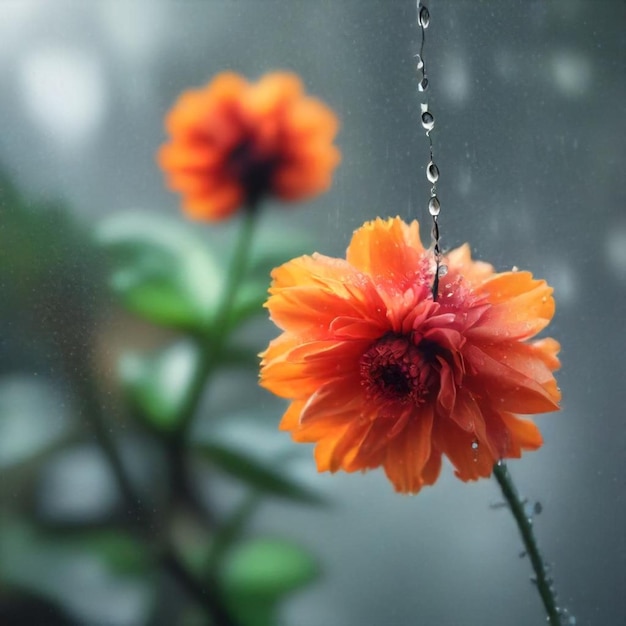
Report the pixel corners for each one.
[194,442,325,505]
[96,213,222,330]
[223,537,318,600]
[120,341,200,432]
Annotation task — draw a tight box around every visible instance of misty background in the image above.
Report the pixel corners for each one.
[0,1,624,625]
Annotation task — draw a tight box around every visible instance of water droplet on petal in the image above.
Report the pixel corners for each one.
[437,264,448,277]
[428,195,441,216]
[418,77,429,92]
[471,440,479,450]
[426,161,439,183]
[421,110,435,131]
[418,5,430,29]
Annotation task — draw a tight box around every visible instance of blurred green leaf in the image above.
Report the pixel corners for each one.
[65,530,150,575]
[120,340,200,432]
[194,442,325,505]
[0,518,153,623]
[227,232,311,329]
[223,537,318,600]
[96,213,222,330]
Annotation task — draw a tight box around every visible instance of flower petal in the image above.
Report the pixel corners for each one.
[382,407,434,493]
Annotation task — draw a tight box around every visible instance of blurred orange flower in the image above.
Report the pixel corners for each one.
[260,217,561,494]
[158,72,340,221]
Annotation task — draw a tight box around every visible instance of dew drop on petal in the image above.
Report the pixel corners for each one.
[418,5,430,29]
[471,440,479,450]
[428,195,441,216]
[426,161,439,183]
[421,110,435,130]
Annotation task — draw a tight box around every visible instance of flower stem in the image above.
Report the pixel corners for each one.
[175,209,258,440]
[492,462,562,626]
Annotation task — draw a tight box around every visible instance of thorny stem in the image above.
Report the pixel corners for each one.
[493,463,563,626]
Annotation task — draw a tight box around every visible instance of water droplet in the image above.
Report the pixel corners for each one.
[534,501,543,515]
[426,161,439,183]
[418,5,430,29]
[511,265,519,272]
[437,264,448,277]
[428,195,440,216]
[421,110,435,131]
[418,77,429,92]
[415,54,424,70]
[471,440,479,450]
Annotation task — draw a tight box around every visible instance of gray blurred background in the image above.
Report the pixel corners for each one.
[0,1,624,625]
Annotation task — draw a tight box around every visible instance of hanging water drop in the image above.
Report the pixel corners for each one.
[415,54,424,70]
[437,264,448,277]
[418,5,430,29]
[421,110,435,131]
[426,161,439,183]
[418,77,429,92]
[428,195,441,216]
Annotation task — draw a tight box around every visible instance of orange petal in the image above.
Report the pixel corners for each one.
[346,217,426,291]
[464,344,560,414]
[445,243,494,284]
[382,406,434,493]
[433,417,495,482]
[469,272,555,340]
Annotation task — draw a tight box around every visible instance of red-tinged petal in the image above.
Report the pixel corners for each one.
[420,450,443,486]
[464,344,560,414]
[382,407,434,493]
[433,417,495,481]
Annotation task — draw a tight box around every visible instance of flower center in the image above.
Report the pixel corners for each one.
[360,334,434,407]
[227,137,279,207]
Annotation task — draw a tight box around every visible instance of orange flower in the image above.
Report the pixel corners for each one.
[260,217,561,494]
[158,72,340,221]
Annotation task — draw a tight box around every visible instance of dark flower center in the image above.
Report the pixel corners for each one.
[227,137,279,207]
[360,334,435,407]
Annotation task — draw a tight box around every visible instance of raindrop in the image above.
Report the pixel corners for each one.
[418,77,429,92]
[426,161,439,183]
[534,501,543,515]
[428,195,441,216]
[471,440,479,450]
[418,5,430,29]
[415,54,424,70]
[421,110,435,130]
[437,264,448,277]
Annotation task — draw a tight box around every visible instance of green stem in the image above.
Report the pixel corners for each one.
[176,208,258,440]
[492,463,562,626]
